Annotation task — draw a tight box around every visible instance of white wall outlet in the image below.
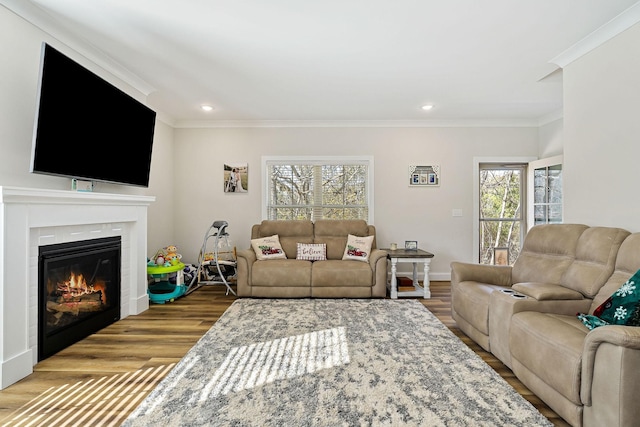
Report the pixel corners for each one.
[72,179,94,192]
[452,209,463,217]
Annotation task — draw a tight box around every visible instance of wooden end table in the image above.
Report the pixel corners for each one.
[381,248,434,299]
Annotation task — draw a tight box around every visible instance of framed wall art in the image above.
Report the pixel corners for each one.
[409,165,440,187]
[224,163,248,193]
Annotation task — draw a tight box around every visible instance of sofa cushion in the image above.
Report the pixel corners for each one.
[510,311,588,405]
[578,269,640,330]
[251,259,312,287]
[561,227,630,298]
[314,220,372,260]
[589,233,640,313]
[342,234,374,262]
[251,235,287,260]
[312,260,372,287]
[296,243,327,261]
[512,224,588,285]
[252,220,314,258]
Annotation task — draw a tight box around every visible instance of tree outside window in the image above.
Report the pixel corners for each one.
[479,165,526,265]
[266,158,371,222]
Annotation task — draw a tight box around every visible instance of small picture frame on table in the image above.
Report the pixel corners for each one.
[405,240,418,251]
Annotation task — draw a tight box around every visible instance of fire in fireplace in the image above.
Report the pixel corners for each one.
[38,236,121,360]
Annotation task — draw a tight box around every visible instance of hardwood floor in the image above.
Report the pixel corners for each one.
[0,282,570,426]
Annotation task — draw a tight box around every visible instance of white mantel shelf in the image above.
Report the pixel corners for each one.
[0,186,155,389]
[0,186,155,205]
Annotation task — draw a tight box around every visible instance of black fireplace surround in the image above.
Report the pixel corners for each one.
[38,236,121,360]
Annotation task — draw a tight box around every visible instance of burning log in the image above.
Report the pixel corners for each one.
[45,266,109,324]
[46,291,104,316]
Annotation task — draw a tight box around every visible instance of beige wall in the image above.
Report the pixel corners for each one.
[563,22,640,232]
[172,126,539,277]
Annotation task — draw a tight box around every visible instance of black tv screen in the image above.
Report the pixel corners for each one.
[30,43,156,187]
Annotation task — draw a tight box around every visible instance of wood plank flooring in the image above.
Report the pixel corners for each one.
[0,282,570,426]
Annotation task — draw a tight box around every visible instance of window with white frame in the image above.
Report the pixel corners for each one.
[478,162,527,265]
[263,156,373,222]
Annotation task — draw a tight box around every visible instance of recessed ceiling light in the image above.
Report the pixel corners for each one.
[421,104,434,111]
[201,104,214,112]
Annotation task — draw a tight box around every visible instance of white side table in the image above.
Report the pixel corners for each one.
[382,248,435,299]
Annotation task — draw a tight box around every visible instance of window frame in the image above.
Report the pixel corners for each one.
[527,155,564,230]
[262,156,375,223]
[478,162,526,265]
[473,156,535,263]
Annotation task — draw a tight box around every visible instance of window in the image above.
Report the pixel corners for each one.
[478,163,527,265]
[527,155,563,227]
[263,156,373,222]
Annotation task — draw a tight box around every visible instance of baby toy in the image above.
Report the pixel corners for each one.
[152,248,167,266]
[165,245,181,261]
[151,246,182,267]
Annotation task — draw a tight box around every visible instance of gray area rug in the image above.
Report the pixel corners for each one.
[123,299,552,426]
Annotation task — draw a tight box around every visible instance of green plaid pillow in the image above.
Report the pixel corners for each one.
[578,269,640,330]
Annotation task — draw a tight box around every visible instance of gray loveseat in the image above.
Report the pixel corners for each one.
[236,219,387,298]
[451,224,640,427]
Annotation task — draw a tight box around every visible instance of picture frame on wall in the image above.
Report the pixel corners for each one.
[224,163,248,193]
[409,165,440,187]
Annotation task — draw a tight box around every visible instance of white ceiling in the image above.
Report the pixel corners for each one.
[4,0,640,126]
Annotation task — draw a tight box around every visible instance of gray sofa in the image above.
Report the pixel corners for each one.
[451,224,640,427]
[236,219,387,298]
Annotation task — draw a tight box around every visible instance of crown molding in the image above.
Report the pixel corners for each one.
[550,2,640,68]
[173,118,540,129]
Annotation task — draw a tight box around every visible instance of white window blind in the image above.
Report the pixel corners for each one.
[263,156,373,223]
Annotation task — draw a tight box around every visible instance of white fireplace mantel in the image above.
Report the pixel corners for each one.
[0,186,155,389]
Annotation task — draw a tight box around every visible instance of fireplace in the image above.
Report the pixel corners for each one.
[0,186,154,389]
[38,236,121,360]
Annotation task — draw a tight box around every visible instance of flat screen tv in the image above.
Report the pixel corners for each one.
[30,43,156,187]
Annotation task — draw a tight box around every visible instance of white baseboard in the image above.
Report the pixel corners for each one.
[129,294,150,316]
[1,349,33,390]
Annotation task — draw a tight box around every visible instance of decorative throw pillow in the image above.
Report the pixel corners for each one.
[296,243,327,261]
[251,235,287,261]
[577,269,640,330]
[342,234,374,263]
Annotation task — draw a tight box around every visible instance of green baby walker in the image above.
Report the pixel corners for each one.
[146,261,187,304]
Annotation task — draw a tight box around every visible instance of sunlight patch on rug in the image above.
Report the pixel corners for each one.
[200,326,349,400]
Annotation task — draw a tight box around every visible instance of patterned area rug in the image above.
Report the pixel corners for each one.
[123,299,552,426]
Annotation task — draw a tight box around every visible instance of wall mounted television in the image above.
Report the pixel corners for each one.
[30,43,156,187]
